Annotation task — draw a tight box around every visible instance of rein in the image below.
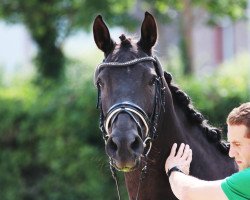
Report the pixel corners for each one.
[96,56,166,200]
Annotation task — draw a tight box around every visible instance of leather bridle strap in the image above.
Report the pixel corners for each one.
[97,56,157,72]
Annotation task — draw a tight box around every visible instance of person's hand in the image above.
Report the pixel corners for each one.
[165,143,192,175]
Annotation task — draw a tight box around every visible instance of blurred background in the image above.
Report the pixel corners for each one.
[0,0,249,199]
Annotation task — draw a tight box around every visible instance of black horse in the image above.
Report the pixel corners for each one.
[93,12,237,200]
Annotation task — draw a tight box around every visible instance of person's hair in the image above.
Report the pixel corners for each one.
[227,102,250,138]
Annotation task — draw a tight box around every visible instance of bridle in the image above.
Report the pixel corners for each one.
[95,56,166,200]
[96,56,165,142]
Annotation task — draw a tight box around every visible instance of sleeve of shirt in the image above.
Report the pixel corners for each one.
[221,168,250,200]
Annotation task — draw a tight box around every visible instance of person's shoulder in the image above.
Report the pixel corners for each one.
[236,168,250,177]
[243,167,250,173]
[226,168,250,187]
[221,168,250,199]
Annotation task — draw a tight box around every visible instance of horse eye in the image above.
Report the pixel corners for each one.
[96,79,104,88]
[149,76,157,86]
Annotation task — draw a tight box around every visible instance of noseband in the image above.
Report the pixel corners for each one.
[95,56,166,200]
[104,101,153,153]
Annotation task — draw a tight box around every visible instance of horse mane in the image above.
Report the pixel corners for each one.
[163,71,229,154]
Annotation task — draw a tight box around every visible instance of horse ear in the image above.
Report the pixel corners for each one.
[93,15,115,56]
[138,12,157,54]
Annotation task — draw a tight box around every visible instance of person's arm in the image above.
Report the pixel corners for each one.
[169,171,227,200]
[165,143,228,200]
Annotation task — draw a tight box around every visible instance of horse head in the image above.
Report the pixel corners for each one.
[93,12,167,172]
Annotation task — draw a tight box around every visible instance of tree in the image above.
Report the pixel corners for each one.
[0,0,135,81]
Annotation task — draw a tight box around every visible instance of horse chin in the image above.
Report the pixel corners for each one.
[112,157,141,172]
[118,166,136,172]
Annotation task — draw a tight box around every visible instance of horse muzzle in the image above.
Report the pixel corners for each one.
[105,131,144,172]
[100,101,154,171]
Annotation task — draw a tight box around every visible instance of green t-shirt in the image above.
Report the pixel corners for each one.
[221,168,250,200]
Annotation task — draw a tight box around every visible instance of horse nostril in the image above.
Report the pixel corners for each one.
[130,137,140,152]
[106,134,143,158]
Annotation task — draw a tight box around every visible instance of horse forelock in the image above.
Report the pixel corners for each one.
[163,71,229,154]
[119,34,133,47]
[105,36,150,63]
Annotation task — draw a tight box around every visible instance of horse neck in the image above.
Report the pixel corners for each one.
[158,94,187,145]
[165,100,237,178]
[162,99,210,151]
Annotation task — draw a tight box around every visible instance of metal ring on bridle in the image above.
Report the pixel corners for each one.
[143,137,152,157]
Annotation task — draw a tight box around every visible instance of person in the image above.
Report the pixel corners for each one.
[165,102,250,200]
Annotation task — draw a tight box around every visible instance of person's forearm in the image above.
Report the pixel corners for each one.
[169,171,202,200]
[169,172,225,200]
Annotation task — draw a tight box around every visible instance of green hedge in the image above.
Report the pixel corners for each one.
[177,55,249,130]
[0,81,127,200]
